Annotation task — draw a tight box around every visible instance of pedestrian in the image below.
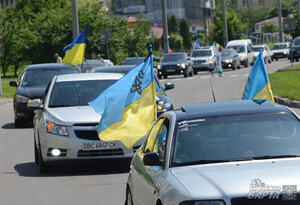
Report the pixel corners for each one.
[216,47,223,77]
[54,53,62,63]
[97,54,102,60]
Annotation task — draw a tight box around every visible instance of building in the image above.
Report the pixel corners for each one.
[113,0,215,36]
[236,0,275,10]
[255,17,282,32]
[0,0,14,7]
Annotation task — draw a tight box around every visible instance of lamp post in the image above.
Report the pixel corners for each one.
[161,0,170,54]
[222,0,228,47]
[278,0,283,42]
[71,0,79,38]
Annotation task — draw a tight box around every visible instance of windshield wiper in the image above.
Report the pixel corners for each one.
[252,154,300,160]
[174,159,230,166]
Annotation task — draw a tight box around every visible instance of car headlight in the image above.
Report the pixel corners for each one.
[284,51,287,55]
[180,63,186,69]
[157,65,161,70]
[16,95,31,103]
[206,59,212,63]
[225,59,232,63]
[180,200,225,205]
[46,122,68,136]
[271,52,273,56]
[240,56,244,60]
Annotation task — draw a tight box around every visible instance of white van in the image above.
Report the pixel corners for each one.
[226,39,255,67]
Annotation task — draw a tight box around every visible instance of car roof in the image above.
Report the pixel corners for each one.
[55,73,123,82]
[275,42,289,45]
[124,57,146,60]
[163,52,187,56]
[26,63,77,70]
[173,100,290,121]
[92,65,135,74]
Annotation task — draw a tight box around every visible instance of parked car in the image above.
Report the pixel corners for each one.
[253,44,272,64]
[91,65,174,116]
[125,100,300,205]
[156,53,193,79]
[80,59,113,73]
[290,36,300,62]
[9,63,80,128]
[190,46,217,74]
[271,42,290,61]
[221,48,241,70]
[226,39,255,67]
[28,73,146,173]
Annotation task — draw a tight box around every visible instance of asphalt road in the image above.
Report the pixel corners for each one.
[0,58,299,205]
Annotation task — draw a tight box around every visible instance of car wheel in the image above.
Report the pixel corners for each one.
[193,70,198,75]
[163,75,168,79]
[189,70,193,77]
[125,187,134,205]
[14,118,23,128]
[34,139,39,165]
[276,58,278,61]
[184,71,188,78]
[244,59,248,67]
[38,140,53,173]
[158,75,162,79]
[296,58,299,62]
[268,58,271,64]
[232,64,236,70]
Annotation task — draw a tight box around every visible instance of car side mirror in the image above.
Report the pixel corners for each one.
[9,81,18,87]
[27,99,43,109]
[143,152,164,166]
[165,82,175,91]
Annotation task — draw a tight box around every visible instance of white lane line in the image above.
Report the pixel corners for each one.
[229,74,239,78]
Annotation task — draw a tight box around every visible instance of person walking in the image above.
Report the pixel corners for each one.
[216,47,223,77]
[54,53,62,63]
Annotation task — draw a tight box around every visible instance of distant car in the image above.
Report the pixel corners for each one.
[290,37,300,62]
[28,73,146,173]
[190,46,217,74]
[91,65,174,116]
[271,42,290,61]
[126,100,300,205]
[9,63,80,128]
[226,39,255,67]
[157,53,193,78]
[80,59,113,73]
[221,48,241,70]
[253,44,272,64]
[122,56,161,66]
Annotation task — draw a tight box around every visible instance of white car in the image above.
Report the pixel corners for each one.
[28,73,146,173]
[253,44,272,64]
[271,42,290,61]
[226,39,255,67]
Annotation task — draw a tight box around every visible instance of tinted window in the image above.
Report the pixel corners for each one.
[274,44,288,49]
[294,38,300,46]
[172,113,300,166]
[162,54,186,62]
[21,68,79,87]
[191,50,212,57]
[253,47,264,52]
[123,58,144,65]
[49,80,117,107]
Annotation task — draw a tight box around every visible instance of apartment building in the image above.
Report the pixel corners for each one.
[236,0,275,10]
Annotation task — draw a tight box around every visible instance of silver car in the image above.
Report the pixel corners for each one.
[28,73,145,173]
[253,44,272,64]
[126,100,300,205]
[190,46,217,74]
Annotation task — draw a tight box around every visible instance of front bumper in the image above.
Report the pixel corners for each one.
[192,62,215,71]
[14,101,34,121]
[157,68,186,76]
[272,52,289,59]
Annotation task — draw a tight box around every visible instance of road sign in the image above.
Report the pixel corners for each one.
[283,18,296,31]
[100,30,112,43]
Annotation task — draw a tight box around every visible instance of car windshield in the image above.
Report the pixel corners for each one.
[253,47,264,52]
[123,58,144,65]
[48,80,117,107]
[221,50,233,57]
[172,113,300,166]
[294,39,300,46]
[227,45,245,53]
[162,54,186,62]
[191,50,212,57]
[273,44,288,49]
[21,68,78,87]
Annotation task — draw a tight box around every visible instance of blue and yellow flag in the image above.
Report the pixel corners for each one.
[62,26,88,65]
[213,41,220,50]
[242,51,275,104]
[195,36,201,49]
[89,54,157,149]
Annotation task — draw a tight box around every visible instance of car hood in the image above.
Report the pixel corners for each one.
[47,106,100,125]
[17,86,46,99]
[170,159,300,200]
[190,57,212,61]
[160,61,186,66]
[272,49,289,53]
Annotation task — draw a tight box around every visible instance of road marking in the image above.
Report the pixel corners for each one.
[229,74,239,78]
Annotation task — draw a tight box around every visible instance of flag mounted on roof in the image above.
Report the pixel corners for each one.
[89,45,157,149]
[195,36,201,49]
[242,51,275,104]
[62,26,88,65]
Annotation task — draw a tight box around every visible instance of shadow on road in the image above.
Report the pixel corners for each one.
[2,122,33,129]
[14,158,131,177]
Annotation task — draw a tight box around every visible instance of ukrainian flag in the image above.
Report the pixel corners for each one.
[62,26,88,65]
[195,36,201,49]
[213,41,220,50]
[89,54,157,149]
[242,51,275,104]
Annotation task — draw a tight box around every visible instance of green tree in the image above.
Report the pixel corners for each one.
[179,18,192,50]
[262,22,278,33]
[169,33,183,51]
[168,15,178,34]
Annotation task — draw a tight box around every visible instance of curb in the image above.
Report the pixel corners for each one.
[274,96,300,109]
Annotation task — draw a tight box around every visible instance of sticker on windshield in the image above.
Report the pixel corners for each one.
[178,119,205,126]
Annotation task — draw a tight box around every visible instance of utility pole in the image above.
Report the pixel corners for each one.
[71,0,79,38]
[278,0,283,42]
[161,0,169,54]
[222,0,228,47]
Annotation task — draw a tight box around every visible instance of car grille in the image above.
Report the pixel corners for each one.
[162,65,179,69]
[193,60,206,63]
[231,194,300,205]
[77,149,124,157]
[74,130,100,141]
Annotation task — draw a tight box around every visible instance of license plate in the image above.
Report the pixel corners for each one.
[83,141,119,150]
[166,69,175,72]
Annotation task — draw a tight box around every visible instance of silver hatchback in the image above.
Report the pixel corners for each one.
[28,73,145,173]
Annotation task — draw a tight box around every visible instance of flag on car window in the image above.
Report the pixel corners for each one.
[242,51,275,104]
[89,51,157,149]
[62,26,88,65]
[195,36,201,49]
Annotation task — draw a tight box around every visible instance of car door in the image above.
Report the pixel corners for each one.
[131,117,170,205]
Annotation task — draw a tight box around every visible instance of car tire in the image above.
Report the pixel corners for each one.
[34,139,39,165]
[14,118,23,128]
[189,70,193,77]
[193,70,198,75]
[125,187,134,205]
[268,58,271,64]
[232,64,236,70]
[296,58,299,62]
[276,58,278,61]
[244,59,249,67]
[163,75,168,79]
[184,72,188,78]
[38,140,53,173]
[158,75,162,79]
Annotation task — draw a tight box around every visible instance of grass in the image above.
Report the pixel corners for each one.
[0,76,18,98]
[269,69,300,101]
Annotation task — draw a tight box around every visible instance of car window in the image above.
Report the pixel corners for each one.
[162,54,186,62]
[48,80,117,107]
[123,58,144,65]
[253,47,264,52]
[227,45,245,53]
[294,38,300,46]
[172,113,300,166]
[153,119,170,161]
[191,49,212,57]
[143,118,165,153]
[21,68,79,87]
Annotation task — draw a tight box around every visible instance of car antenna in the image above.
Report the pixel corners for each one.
[209,78,216,102]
